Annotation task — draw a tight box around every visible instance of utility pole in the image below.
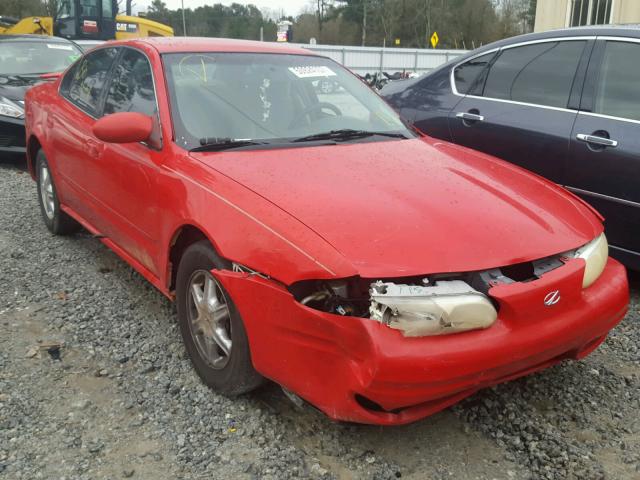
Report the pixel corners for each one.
[426,0,431,49]
[181,0,187,36]
[317,0,323,43]
[362,0,367,46]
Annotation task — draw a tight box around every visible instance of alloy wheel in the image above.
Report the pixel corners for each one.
[39,163,55,220]
[187,270,233,369]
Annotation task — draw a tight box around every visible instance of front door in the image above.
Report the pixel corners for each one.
[87,47,163,275]
[566,39,640,268]
[449,39,592,184]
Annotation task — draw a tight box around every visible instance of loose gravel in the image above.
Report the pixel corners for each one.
[0,160,638,480]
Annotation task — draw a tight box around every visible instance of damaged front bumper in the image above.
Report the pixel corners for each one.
[213,257,629,425]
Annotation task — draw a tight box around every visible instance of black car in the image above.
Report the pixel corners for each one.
[0,35,81,160]
[382,25,640,270]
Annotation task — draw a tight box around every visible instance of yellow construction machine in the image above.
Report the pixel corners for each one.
[0,0,172,40]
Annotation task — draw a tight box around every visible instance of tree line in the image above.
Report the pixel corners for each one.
[1,0,537,50]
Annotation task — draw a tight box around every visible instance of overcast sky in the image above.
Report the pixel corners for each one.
[134,0,312,17]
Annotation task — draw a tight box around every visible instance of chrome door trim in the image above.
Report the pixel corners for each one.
[609,244,640,257]
[578,109,640,126]
[597,35,640,44]
[449,47,501,96]
[460,94,578,113]
[565,186,640,209]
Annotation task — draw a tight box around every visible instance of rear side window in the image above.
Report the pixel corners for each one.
[453,52,496,95]
[66,47,118,114]
[104,48,156,116]
[482,41,586,108]
[593,41,640,121]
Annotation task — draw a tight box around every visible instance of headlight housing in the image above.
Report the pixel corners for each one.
[0,97,25,119]
[572,233,608,288]
[370,280,497,337]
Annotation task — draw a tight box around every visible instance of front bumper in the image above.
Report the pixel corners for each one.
[214,257,629,425]
[0,116,26,158]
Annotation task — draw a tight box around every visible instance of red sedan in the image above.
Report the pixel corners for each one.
[24,37,629,425]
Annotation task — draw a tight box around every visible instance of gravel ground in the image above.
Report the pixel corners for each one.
[0,159,638,480]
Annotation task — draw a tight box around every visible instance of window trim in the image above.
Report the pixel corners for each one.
[59,45,163,149]
[578,36,640,124]
[100,45,164,150]
[449,36,596,114]
[59,46,120,119]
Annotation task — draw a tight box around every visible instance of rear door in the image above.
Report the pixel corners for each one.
[448,38,593,183]
[566,38,640,267]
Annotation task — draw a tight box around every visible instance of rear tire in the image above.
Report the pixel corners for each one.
[176,240,265,396]
[36,150,79,235]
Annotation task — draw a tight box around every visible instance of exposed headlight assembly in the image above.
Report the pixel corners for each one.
[370,280,497,337]
[0,97,25,119]
[572,233,608,288]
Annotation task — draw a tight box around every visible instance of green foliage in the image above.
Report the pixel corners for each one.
[1,0,538,49]
[0,0,47,18]
[146,1,275,40]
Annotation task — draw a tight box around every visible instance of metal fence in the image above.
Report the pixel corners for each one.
[291,43,468,75]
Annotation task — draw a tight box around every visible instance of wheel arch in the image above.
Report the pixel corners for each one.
[166,223,226,293]
[26,134,43,178]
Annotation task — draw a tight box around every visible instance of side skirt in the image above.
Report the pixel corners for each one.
[60,204,173,300]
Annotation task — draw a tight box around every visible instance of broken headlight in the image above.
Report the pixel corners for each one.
[369,280,497,337]
[572,233,608,289]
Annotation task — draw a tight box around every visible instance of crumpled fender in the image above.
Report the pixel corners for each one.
[212,269,378,412]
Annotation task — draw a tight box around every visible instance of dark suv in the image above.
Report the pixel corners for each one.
[382,25,640,270]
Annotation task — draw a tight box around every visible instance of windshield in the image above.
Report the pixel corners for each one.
[0,41,81,76]
[163,52,413,149]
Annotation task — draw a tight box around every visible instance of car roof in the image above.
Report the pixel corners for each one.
[0,34,72,43]
[467,24,640,56]
[121,36,316,56]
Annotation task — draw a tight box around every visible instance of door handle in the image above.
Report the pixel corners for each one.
[456,112,484,122]
[576,133,618,148]
[85,139,103,158]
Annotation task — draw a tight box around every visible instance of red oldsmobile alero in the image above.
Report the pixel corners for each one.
[24,37,629,425]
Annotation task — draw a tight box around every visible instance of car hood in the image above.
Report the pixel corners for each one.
[191,138,602,278]
[0,74,43,102]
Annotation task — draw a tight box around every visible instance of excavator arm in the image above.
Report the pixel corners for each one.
[0,16,54,36]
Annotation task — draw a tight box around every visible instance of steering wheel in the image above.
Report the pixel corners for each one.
[289,102,342,129]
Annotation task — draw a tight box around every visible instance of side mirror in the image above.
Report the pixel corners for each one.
[92,112,153,144]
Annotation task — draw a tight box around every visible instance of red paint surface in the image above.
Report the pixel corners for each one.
[214,258,628,425]
[92,112,153,144]
[24,38,630,425]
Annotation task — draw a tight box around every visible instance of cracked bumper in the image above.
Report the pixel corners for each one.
[213,257,629,425]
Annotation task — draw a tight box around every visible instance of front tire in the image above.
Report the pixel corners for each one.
[36,150,79,235]
[176,240,264,396]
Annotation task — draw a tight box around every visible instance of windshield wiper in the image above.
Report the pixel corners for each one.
[292,129,408,143]
[190,138,270,152]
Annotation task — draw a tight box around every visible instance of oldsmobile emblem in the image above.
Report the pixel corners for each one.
[543,290,561,306]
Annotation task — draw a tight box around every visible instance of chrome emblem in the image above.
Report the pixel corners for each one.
[543,290,561,306]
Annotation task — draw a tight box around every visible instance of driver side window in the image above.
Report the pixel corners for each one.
[103,48,157,117]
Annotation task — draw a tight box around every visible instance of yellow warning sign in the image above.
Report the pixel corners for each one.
[394,38,401,46]
[430,31,439,48]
